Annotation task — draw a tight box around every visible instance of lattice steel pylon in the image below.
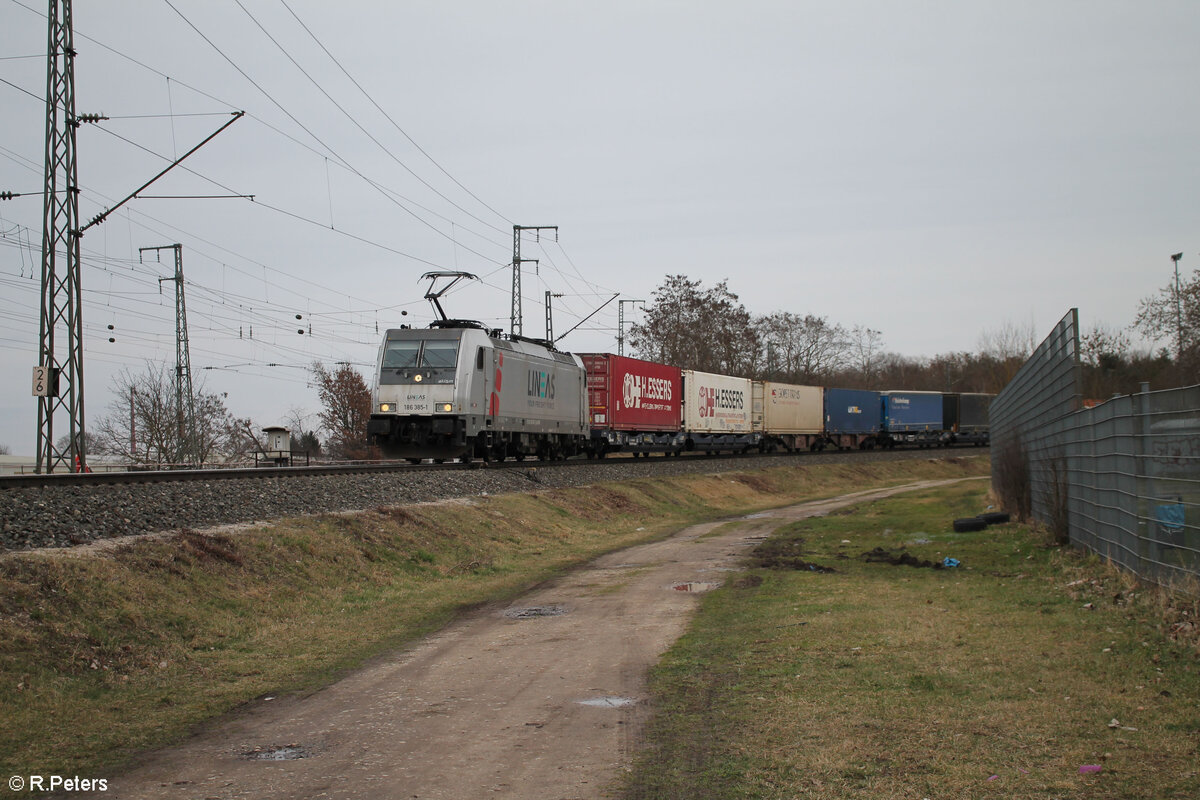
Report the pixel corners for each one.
[510,225,556,337]
[36,0,86,473]
[141,244,198,466]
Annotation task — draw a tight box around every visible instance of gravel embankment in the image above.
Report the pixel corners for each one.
[0,450,979,551]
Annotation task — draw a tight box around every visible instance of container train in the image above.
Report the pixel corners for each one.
[368,321,991,463]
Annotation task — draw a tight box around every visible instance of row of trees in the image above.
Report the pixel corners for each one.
[629,273,1199,398]
[626,274,1026,394]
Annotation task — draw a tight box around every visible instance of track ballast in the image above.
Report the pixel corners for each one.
[0,448,986,552]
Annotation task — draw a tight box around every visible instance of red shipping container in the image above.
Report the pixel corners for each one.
[579,353,682,432]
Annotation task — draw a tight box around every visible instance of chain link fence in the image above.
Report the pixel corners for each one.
[991,309,1200,587]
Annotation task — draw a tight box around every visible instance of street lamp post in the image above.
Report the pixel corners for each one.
[1171,253,1184,364]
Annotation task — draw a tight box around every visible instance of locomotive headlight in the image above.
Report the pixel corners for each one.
[439,403,453,412]
[379,403,393,412]
[414,373,423,383]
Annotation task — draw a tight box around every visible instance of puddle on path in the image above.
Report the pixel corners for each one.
[241,745,309,761]
[670,582,722,593]
[503,605,568,619]
[577,696,638,708]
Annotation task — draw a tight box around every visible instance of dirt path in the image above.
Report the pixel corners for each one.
[111,477,983,800]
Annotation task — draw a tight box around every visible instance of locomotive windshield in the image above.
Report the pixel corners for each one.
[381,339,459,370]
[420,340,459,368]
[382,340,421,369]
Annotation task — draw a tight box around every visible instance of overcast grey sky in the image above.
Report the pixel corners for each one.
[2,1,1198,457]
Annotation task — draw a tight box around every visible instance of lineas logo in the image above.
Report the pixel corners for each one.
[528,369,556,399]
[622,372,672,409]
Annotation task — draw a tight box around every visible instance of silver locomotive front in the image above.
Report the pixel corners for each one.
[368,327,479,460]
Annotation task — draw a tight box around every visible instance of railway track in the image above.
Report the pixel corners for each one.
[0,447,987,552]
[0,444,985,490]
[0,451,708,490]
[0,458,464,489]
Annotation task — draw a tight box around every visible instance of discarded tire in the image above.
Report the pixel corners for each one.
[977,512,1011,525]
[953,517,988,532]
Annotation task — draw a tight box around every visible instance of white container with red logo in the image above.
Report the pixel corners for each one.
[682,370,753,434]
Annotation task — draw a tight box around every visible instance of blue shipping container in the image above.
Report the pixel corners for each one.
[881,391,944,432]
[824,388,881,434]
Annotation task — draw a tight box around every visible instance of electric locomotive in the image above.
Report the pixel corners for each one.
[367,273,588,462]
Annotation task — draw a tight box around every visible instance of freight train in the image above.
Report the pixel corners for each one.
[367,321,991,462]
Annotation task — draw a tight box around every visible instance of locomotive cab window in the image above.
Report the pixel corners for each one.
[382,340,421,369]
[420,340,459,369]
[382,339,460,371]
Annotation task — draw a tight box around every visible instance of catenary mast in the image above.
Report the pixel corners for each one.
[36,0,87,473]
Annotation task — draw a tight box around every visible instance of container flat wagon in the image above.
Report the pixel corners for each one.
[682,370,758,452]
[753,381,824,451]
[881,390,944,446]
[942,392,991,445]
[580,353,684,457]
[823,388,882,449]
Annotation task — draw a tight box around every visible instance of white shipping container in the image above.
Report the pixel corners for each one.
[682,370,753,434]
[755,381,823,434]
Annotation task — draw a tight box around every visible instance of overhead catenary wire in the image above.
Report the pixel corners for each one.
[0,20,542,328]
[87,117,450,269]
[163,0,508,266]
[275,0,512,229]
[6,0,510,261]
[234,0,509,239]
[2,0,630,410]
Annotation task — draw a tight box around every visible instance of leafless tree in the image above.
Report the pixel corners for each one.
[91,363,250,466]
[847,326,885,385]
[977,320,1038,390]
[629,275,758,376]
[283,406,322,457]
[1080,324,1131,369]
[756,311,848,384]
[1133,267,1200,378]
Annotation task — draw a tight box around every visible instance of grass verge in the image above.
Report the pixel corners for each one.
[621,480,1200,800]
[0,456,986,781]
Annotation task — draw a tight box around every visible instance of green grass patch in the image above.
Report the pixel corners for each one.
[622,482,1200,800]
[0,457,987,781]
